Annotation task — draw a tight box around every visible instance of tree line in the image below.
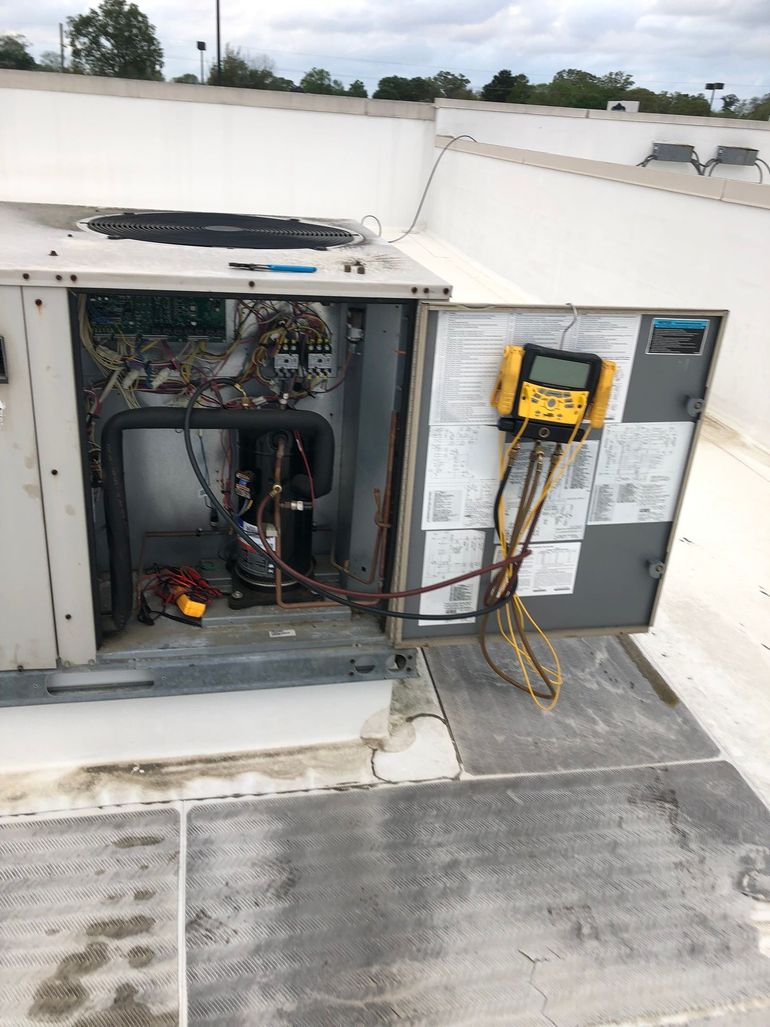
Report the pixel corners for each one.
[1,0,768,120]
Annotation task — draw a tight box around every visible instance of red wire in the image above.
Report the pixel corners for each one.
[254,493,527,601]
[293,431,316,508]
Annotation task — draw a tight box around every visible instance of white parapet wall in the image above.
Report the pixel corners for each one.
[436,99,770,183]
[2,73,768,445]
[424,137,770,446]
[0,71,434,224]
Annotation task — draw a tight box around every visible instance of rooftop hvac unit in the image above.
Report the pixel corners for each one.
[0,202,725,708]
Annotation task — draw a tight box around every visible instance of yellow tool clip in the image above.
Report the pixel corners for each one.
[176,593,206,619]
[589,359,617,428]
[491,345,523,416]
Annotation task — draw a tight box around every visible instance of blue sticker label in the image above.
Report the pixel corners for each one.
[652,318,708,330]
[648,318,708,356]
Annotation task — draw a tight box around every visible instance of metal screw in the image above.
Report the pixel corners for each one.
[248,281,255,288]
[51,468,58,475]
[231,589,244,600]
[55,274,63,281]
[65,614,72,620]
[70,274,77,282]
[22,273,29,280]
[35,299,42,307]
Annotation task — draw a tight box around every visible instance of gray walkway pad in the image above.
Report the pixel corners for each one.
[0,808,179,1026]
[186,762,770,1026]
[425,635,718,775]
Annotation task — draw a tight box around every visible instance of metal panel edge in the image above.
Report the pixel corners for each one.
[387,300,431,645]
[0,286,58,670]
[23,287,96,664]
[647,309,729,627]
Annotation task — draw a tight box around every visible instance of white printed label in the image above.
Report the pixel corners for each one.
[422,424,500,529]
[588,421,694,524]
[429,310,515,425]
[562,313,639,422]
[503,440,599,543]
[418,529,485,626]
[269,628,297,639]
[428,308,641,427]
[517,542,582,597]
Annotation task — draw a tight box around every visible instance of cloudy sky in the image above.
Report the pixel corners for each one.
[5,0,770,99]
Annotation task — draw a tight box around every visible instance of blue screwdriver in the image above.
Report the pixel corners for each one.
[229,261,317,273]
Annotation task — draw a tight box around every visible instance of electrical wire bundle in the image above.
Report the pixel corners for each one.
[138,566,222,627]
[479,418,592,710]
[80,297,349,494]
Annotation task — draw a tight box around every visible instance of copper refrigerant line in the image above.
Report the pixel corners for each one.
[330,411,397,586]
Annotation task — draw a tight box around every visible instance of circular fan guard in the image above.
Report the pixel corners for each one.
[84,212,358,249]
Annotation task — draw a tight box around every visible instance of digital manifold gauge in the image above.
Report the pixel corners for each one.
[492,343,616,441]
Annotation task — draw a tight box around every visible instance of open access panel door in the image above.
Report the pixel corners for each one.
[390,304,726,643]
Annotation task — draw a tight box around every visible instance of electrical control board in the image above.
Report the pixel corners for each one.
[86,294,227,343]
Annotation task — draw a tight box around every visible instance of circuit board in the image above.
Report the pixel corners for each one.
[87,294,227,342]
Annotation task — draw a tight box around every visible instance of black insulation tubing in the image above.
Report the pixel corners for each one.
[181,382,520,622]
[101,403,334,630]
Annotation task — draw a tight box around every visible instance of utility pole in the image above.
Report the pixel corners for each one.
[59,23,65,71]
[215,0,222,85]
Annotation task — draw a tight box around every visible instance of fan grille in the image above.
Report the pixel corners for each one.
[85,212,357,249]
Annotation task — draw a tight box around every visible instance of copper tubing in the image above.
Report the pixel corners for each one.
[330,411,398,586]
[377,411,398,580]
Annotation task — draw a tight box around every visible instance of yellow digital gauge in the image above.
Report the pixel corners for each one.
[492,343,616,441]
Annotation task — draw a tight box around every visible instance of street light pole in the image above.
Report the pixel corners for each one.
[216,0,222,85]
[197,40,206,84]
[705,81,724,112]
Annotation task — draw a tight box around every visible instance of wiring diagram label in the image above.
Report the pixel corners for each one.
[503,440,599,542]
[562,313,639,422]
[429,311,515,424]
[647,318,708,356]
[429,309,639,426]
[510,312,577,347]
[517,542,582,597]
[588,421,694,524]
[422,424,500,529]
[419,530,485,625]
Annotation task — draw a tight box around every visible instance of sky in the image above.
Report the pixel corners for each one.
[4,0,770,100]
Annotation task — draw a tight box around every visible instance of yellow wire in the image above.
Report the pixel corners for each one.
[493,415,594,712]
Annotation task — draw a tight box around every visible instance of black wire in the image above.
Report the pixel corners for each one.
[493,461,513,540]
[181,378,517,622]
